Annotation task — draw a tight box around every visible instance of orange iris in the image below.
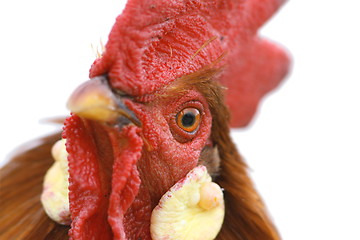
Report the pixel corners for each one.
[176,108,201,133]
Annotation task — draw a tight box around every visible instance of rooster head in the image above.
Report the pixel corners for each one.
[54,0,290,239]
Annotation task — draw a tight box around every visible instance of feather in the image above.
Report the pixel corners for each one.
[196,71,280,239]
[0,133,69,239]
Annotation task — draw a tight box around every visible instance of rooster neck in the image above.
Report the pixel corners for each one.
[208,88,281,240]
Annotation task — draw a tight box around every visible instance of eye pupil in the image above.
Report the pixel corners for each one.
[182,113,196,127]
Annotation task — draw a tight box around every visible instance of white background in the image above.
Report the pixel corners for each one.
[1,1,359,239]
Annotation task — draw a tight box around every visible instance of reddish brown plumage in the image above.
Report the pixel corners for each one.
[174,68,280,239]
[0,133,69,239]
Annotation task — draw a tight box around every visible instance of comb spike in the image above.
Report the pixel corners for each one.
[223,38,291,127]
[243,0,287,31]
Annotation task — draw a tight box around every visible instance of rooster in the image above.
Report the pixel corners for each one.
[0,0,290,239]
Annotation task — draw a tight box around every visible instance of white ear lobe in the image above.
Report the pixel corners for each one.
[150,165,225,240]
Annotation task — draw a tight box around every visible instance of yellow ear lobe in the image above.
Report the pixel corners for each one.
[41,139,70,225]
[150,165,225,240]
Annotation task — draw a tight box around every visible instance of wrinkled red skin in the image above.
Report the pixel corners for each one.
[65,0,290,239]
[107,126,143,239]
[64,115,114,240]
[127,90,212,201]
[63,116,143,239]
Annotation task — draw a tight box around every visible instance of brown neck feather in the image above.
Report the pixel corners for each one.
[214,124,280,240]
[203,74,280,240]
[170,67,281,239]
[0,133,69,239]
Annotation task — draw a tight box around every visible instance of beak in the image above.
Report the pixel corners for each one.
[66,76,140,126]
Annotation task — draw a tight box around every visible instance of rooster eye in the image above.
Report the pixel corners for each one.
[176,108,201,133]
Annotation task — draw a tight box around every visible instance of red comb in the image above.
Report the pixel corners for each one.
[90,0,290,127]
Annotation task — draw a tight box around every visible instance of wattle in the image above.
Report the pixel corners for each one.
[63,115,144,239]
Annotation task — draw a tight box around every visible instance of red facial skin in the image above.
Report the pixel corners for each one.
[64,90,212,239]
[122,91,212,239]
[127,90,212,199]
